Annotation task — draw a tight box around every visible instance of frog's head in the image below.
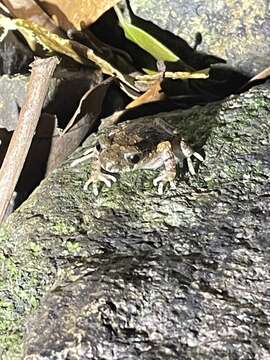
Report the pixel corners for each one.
[99,144,144,173]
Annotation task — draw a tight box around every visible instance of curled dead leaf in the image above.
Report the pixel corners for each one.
[37,0,121,30]
[2,0,62,34]
[126,81,165,109]
[0,15,139,91]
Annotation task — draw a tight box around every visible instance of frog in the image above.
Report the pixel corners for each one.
[70,118,204,195]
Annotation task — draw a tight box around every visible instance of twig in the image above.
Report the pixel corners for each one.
[0,56,59,223]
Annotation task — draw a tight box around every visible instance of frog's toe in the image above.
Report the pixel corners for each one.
[193,152,204,162]
[155,180,176,195]
[83,173,117,194]
[83,178,94,191]
[92,183,99,196]
[157,182,164,195]
[187,157,195,175]
[186,152,204,175]
[153,171,176,194]
[100,173,117,188]
[169,181,176,190]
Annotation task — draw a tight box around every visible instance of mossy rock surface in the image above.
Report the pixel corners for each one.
[131,0,269,75]
[0,83,270,359]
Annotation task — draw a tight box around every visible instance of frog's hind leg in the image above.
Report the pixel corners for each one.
[180,140,204,175]
[153,118,177,136]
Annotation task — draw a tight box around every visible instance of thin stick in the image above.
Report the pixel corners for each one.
[0,56,59,223]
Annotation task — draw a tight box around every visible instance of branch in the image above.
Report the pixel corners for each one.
[0,56,59,223]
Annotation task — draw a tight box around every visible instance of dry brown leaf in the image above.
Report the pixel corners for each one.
[0,15,138,91]
[134,69,209,92]
[2,0,62,34]
[37,0,121,30]
[135,69,209,82]
[126,81,165,109]
[62,77,115,135]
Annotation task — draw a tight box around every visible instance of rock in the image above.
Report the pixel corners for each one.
[129,0,270,75]
[0,32,34,75]
[0,83,270,359]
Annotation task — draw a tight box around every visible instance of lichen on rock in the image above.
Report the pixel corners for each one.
[0,83,270,359]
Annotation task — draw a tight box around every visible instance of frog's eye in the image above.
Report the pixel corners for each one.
[126,153,141,164]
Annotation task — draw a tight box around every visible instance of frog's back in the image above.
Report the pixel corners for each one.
[120,119,175,148]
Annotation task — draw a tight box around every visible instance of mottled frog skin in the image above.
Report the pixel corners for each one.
[71,118,203,195]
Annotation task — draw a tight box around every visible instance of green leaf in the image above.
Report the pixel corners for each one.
[114,5,179,62]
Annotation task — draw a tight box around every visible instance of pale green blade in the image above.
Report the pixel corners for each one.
[114,5,179,62]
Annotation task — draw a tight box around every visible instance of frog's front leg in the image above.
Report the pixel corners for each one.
[71,147,116,195]
[83,158,117,195]
[152,141,177,194]
[70,147,97,167]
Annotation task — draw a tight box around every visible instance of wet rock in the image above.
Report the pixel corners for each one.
[0,83,270,359]
[130,0,270,75]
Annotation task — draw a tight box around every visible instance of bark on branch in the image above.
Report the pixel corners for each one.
[0,56,59,223]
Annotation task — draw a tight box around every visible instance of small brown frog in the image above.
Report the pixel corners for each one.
[71,118,203,195]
